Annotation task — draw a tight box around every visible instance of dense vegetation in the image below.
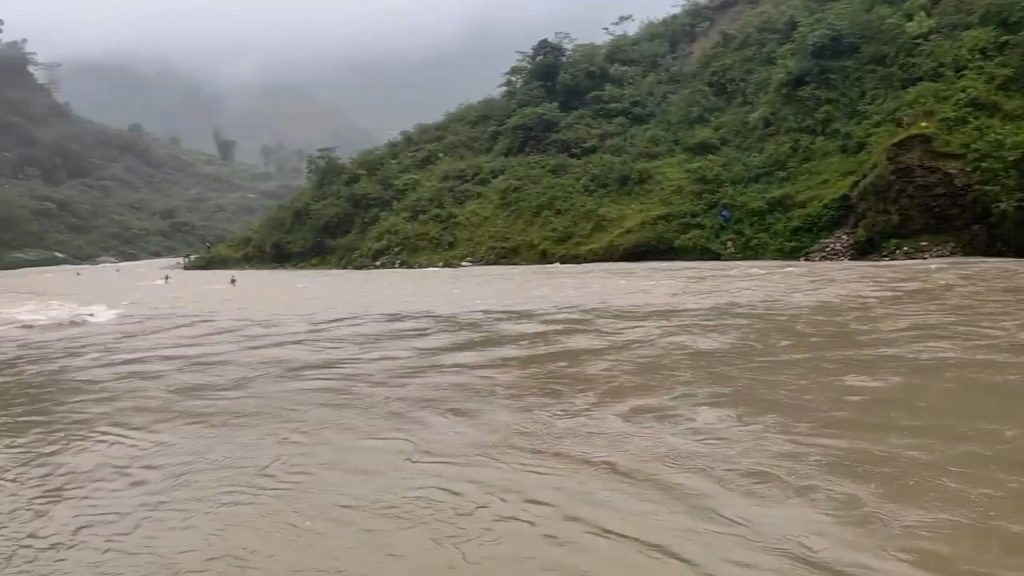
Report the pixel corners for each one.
[198,0,1023,268]
[0,20,299,269]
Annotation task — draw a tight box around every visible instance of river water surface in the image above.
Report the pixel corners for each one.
[1,259,1022,575]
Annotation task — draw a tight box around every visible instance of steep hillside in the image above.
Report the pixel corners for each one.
[197,0,1024,269]
[0,22,298,269]
[57,61,379,162]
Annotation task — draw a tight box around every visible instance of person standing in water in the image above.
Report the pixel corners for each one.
[230,275,237,287]
[164,274,170,283]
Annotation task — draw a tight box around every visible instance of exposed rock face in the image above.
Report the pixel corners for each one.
[803,231,962,262]
[803,134,985,262]
[801,229,855,261]
[848,134,989,253]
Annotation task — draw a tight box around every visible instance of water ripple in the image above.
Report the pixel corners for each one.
[1,258,1022,575]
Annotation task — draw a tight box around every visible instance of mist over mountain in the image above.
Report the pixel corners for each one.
[57,60,380,163]
[6,0,674,146]
[198,0,1024,270]
[0,17,300,269]
[0,0,677,269]
[301,14,661,136]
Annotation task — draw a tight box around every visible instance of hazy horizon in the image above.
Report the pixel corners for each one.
[4,0,676,147]
[4,0,673,77]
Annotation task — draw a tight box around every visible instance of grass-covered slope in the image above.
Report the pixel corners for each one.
[0,22,298,269]
[198,0,1024,269]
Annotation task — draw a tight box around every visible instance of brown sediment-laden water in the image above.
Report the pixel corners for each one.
[1,259,1022,575]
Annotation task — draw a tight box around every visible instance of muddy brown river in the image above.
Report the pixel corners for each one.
[1,259,1022,575]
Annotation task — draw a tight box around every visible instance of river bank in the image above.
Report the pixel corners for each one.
[187,243,974,271]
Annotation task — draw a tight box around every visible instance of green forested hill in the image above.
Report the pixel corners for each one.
[198,0,1024,269]
[0,20,298,269]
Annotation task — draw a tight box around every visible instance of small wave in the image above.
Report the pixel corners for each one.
[0,301,122,330]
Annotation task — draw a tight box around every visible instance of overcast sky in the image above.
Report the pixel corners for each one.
[3,0,675,71]
[4,0,678,134]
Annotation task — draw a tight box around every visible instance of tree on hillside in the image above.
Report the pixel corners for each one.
[212,127,237,163]
[602,14,636,37]
[0,19,62,98]
[0,18,31,67]
[259,144,274,169]
[502,37,571,102]
[255,142,309,176]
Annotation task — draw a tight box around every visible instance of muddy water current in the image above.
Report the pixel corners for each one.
[1,259,1022,575]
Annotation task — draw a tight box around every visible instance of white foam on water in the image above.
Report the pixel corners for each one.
[0,301,123,330]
